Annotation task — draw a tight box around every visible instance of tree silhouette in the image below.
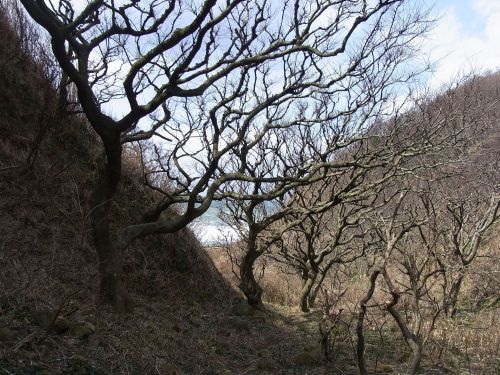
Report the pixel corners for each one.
[19,0,431,310]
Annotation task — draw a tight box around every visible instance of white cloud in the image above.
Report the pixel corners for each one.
[470,0,500,16]
[424,0,500,89]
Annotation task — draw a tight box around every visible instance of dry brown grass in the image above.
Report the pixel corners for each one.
[207,239,500,374]
[206,245,302,307]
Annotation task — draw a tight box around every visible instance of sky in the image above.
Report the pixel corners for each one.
[423,0,500,87]
[64,0,500,117]
[198,0,500,244]
[43,0,500,244]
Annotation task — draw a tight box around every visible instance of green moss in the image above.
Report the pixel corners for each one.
[0,326,16,341]
[231,303,255,317]
[69,322,95,339]
[293,344,322,366]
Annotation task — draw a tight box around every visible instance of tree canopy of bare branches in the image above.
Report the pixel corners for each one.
[19,0,432,310]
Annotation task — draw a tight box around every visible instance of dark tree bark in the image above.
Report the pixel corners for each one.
[356,270,381,375]
[299,269,317,313]
[444,275,463,317]
[383,271,423,375]
[90,136,132,311]
[239,243,263,306]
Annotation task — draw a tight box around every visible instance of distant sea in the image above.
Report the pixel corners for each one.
[189,200,276,246]
[189,201,239,246]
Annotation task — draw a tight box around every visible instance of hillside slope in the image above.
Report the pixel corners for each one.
[0,8,233,374]
[0,8,350,375]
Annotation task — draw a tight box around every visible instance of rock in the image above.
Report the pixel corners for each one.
[222,370,233,375]
[69,322,95,339]
[64,358,106,374]
[303,343,322,352]
[214,346,225,355]
[373,363,394,373]
[294,351,320,366]
[232,303,255,317]
[0,326,16,341]
[293,344,323,366]
[29,366,51,375]
[162,364,180,374]
[51,317,71,334]
[187,317,201,327]
[31,309,52,326]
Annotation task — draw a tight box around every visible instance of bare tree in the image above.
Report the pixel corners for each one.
[355,187,489,375]
[19,0,431,310]
[416,77,500,317]
[354,187,442,375]
[220,181,330,306]
[425,190,500,317]
[220,190,287,306]
[355,268,381,375]
[376,191,499,374]
[270,178,377,312]
[353,73,500,374]
[225,124,437,308]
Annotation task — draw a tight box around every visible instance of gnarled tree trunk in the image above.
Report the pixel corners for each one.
[408,341,423,375]
[384,271,423,375]
[239,238,263,306]
[309,262,334,308]
[356,270,380,375]
[90,136,131,312]
[445,275,463,317]
[299,268,317,312]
